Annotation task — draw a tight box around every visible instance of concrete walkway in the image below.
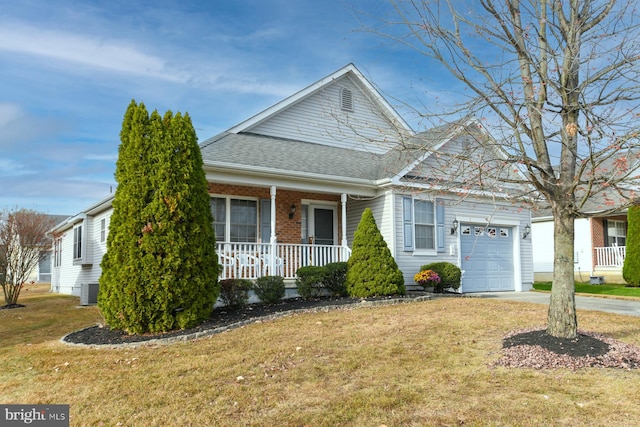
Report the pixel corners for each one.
[478,292,640,317]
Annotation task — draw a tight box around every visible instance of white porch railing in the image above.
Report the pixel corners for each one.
[595,246,626,268]
[216,242,352,280]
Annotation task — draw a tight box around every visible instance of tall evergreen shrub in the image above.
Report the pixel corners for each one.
[623,205,640,286]
[98,101,219,334]
[346,208,405,297]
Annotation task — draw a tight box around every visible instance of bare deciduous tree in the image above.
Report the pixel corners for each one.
[0,208,56,307]
[371,0,640,338]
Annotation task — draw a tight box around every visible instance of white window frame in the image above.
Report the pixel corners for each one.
[54,238,62,268]
[73,224,83,261]
[100,218,107,243]
[413,199,436,253]
[210,195,259,243]
[607,219,627,247]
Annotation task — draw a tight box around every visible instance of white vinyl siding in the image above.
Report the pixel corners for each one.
[394,194,533,290]
[250,75,399,154]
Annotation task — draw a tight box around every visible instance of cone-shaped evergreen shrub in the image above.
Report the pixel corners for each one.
[346,208,405,297]
[623,205,640,286]
[98,101,219,334]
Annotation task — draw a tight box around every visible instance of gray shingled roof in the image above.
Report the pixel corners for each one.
[198,119,499,185]
[200,132,397,181]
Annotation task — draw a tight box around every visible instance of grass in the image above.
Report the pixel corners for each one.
[534,281,640,298]
[2,284,640,426]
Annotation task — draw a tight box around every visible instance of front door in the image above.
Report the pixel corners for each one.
[310,206,336,245]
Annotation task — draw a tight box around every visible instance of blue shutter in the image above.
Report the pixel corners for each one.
[436,199,445,253]
[260,199,271,243]
[403,197,413,251]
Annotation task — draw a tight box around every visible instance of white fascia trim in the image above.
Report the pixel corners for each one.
[389,178,518,200]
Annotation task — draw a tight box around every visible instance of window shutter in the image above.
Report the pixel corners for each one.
[260,199,271,243]
[403,197,413,250]
[436,199,445,253]
[602,219,609,247]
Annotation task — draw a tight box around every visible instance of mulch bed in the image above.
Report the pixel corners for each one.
[61,294,640,369]
[492,327,640,370]
[63,294,413,346]
[0,303,26,310]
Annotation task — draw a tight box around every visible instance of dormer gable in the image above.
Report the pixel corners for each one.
[227,64,414,154]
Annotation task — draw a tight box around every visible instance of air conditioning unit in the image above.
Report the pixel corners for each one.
[80,283,99,305]
[589,276,605,285]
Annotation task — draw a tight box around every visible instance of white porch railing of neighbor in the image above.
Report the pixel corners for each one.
[216,242,352,280]
[595,246,626,267]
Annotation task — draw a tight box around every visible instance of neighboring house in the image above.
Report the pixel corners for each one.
[51,63,534,296]
[533,207,629,284]
[50,198,111,295]
[531,152,639,284]
[22,214,70,284]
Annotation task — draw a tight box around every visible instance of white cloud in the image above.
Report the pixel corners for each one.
[0,22,186,82]
[0,103,24,127]
[84,154,118,161]
[0,158,34,177]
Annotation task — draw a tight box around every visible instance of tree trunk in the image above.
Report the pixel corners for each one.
[547,207,577,338]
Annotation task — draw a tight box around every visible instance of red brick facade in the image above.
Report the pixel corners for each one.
[207,183,342,244]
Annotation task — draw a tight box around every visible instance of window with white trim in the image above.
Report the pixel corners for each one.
[403,197,445,252]
[414,200,435,250]
[607,220,626,246]
[100,218,106,243]
[210,197,258,243]
[73,225,83,260]
[54,238,62,267]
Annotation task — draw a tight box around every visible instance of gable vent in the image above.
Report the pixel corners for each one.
[340,87,353,112]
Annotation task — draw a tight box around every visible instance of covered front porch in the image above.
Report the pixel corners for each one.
[209,184,356,280]
[216,242,351,280]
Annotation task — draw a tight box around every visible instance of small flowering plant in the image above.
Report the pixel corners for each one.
[414,269,441,289]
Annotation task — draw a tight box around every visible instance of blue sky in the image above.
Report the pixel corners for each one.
[0,0,454,216]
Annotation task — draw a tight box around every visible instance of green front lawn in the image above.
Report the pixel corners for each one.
[534,282,640,298]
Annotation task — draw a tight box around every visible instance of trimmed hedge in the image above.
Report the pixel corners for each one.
[419,262,461,292]
[295,266,326,298]
[623,205,640,286]
[295,262,349,298]
[253,276,286,304]
[219,279,252,307]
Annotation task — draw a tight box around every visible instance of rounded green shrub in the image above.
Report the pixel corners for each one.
[219,279,252,307]
[253,276,286,304]
[295,266,325,298]
[323,262,348,296]
[346,208,405,297]
[419,262,461,292]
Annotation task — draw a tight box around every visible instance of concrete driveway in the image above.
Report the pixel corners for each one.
[478,292,640,317]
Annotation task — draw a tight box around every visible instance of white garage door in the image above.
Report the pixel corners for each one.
[460,224,514,292]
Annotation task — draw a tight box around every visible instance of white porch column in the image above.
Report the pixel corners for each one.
[341,193,348,248]
[270,186,277,274]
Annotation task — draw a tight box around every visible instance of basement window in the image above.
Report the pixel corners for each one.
[340,87,353,112]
